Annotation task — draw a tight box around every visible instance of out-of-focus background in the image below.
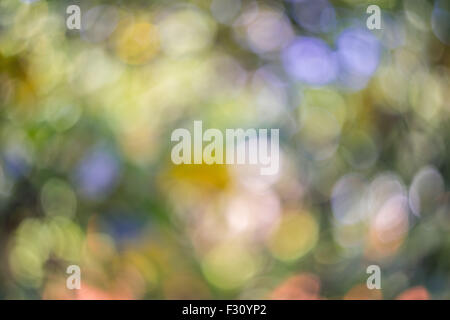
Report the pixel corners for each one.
[0,0,449,300]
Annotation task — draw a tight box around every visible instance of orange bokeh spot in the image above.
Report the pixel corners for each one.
[344,284,383,300]
[270,273,321,300]
[396,286,430,300]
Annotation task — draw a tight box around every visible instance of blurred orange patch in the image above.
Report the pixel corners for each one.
[270,273,321,300]
[344,284,382,300]
[396,286,430,300]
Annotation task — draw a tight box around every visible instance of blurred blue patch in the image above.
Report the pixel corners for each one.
[74,147,121,200]
[2,151,30,180]
[99,213,147,248]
